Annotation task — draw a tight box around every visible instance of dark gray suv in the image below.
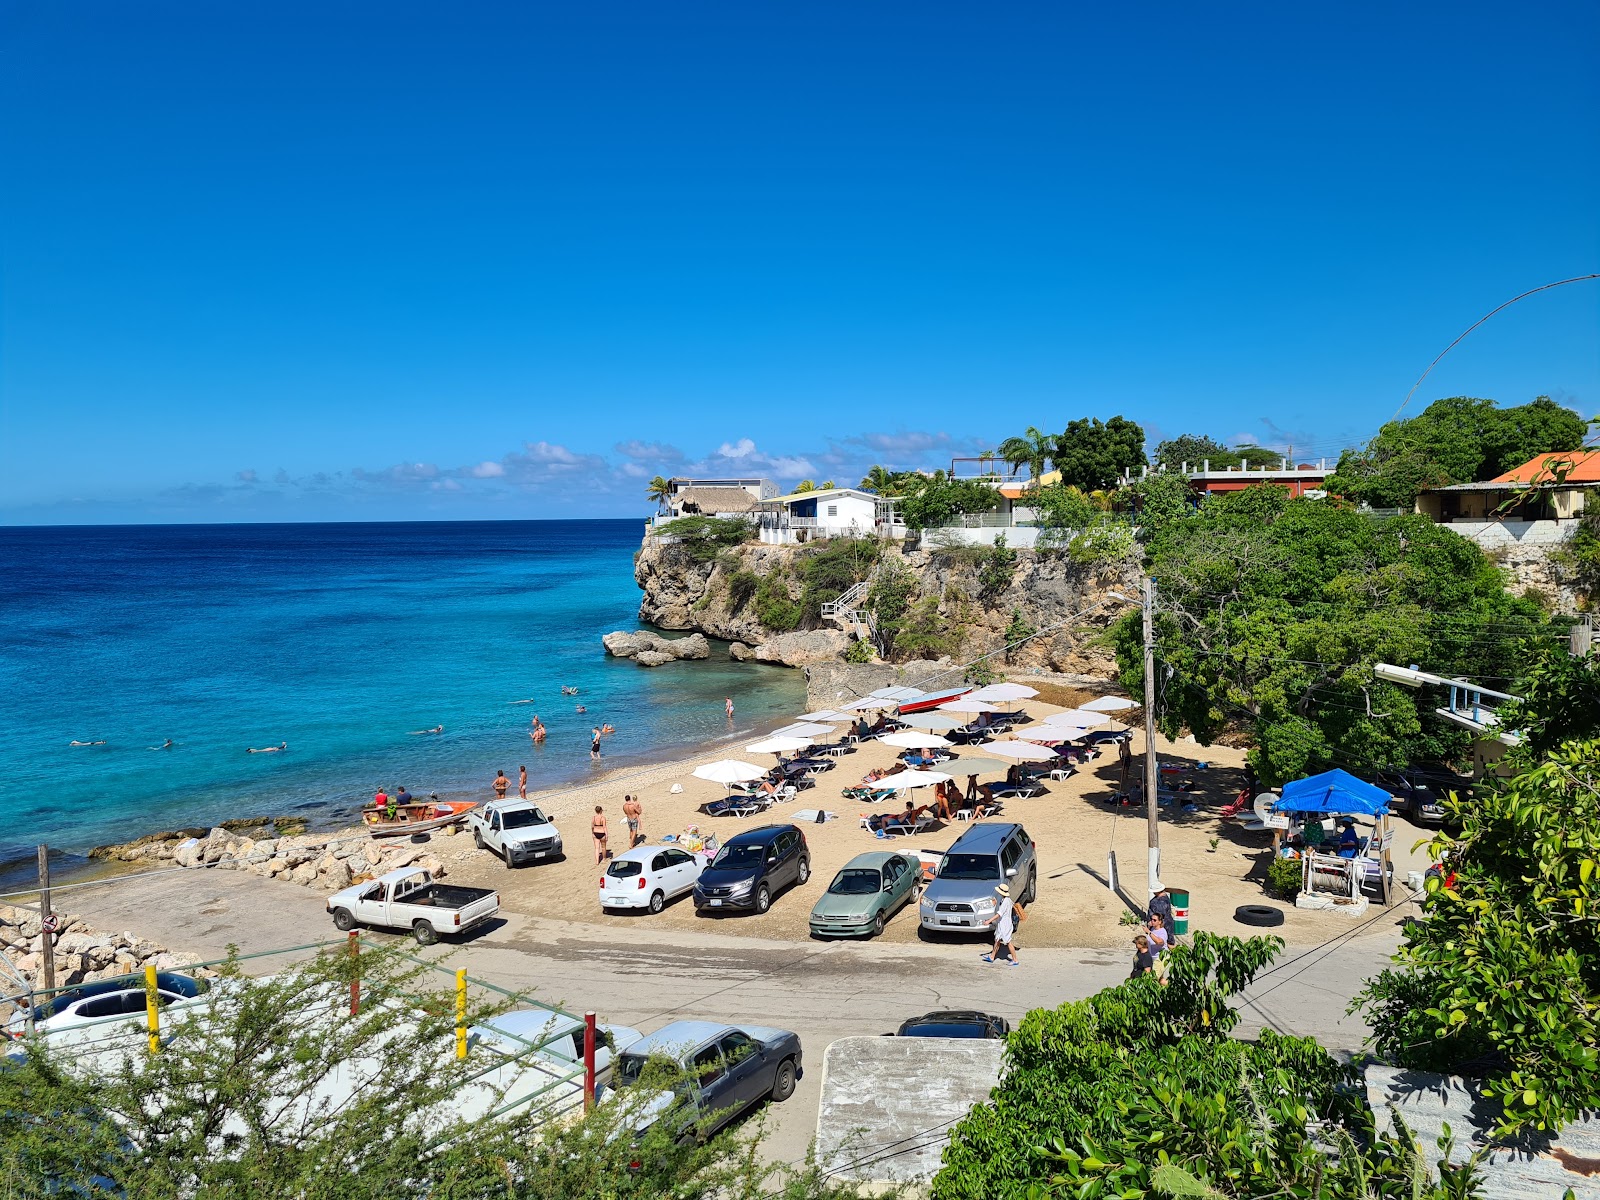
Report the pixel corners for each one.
[918,821,1037,933]
[693,824,811,915]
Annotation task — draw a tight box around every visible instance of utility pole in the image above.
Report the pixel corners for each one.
[37,844,56,993]
[1141,578,1161,900]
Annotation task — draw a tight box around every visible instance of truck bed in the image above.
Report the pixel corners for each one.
[403,884,496,910]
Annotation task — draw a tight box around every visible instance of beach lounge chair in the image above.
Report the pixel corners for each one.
[990,781,1045,800]
[882,812,936,837]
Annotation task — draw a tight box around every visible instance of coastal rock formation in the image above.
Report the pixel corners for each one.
[634,537,1136,675]
[0,903,212,994]
[601,629,711,665]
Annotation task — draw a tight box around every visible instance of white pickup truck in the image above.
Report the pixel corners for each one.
[465,800,563,868]
[327,867,500,945]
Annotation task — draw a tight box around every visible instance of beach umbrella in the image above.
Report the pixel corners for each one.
[692,759,769,793]
[746,736,813,755]
[986,741,1058,762]
[895,713,963,732]
[936,699,1004,715]
[796,708,853,723]
[1081,695,1139,713]
[878,731,954,749]
[1044,708,1111,727]
[842,696,898,712]
[870,686,926,701]
[970,683,1039,702]
[878,769,954,789]
[770,721,838,739]
[947,756,1010,777]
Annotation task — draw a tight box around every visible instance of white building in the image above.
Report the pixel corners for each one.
[758,487,905,545]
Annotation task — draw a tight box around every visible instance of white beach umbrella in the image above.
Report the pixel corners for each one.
[1043,709,1111,727]
[746,736,813,755]
[1081,695,1140,713]
[769,721,839,739]
[870,686,926,701]
[970,683,1040,702]
[842,696,898,712]
[936,699,1004,715]
[986,741,1059,762]
[895,713,963,732]
[946,756,1010,777]
[796,709,853,723]
[692,759,769,792]
[1012,726,1079,743]
[878,769,954,789]
[878,731,954,749]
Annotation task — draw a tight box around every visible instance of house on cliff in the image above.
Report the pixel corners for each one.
[757,487,905,544]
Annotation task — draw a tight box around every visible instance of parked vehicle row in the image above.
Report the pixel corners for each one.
[328,867,500,945]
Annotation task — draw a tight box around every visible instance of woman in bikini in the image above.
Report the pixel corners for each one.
[591,805,608,863]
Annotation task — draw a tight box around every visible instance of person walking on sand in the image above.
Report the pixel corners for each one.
[518,765,527,798]
[590,727,602,761]
[623,794,642,847]
[493,770,509,800]
[725,697,734,719]
[591,805,609,862]
[982,884,1019,966]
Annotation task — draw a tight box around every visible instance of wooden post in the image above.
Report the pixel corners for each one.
[454,969,467,1061]
[37,845,56,994]
[348,932,360,1016]
[144,964,160,1055]
[1141,577,1161,899]
[583,1011,597,1111]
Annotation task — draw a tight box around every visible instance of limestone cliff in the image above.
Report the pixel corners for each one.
[634,537,1138,674]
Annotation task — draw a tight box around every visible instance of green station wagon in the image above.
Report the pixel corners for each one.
[808,850,920,939]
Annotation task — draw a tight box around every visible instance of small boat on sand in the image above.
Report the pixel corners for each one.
[362,799,478,838]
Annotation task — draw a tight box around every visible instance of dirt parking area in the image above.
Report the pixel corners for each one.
[410,699,1433,951]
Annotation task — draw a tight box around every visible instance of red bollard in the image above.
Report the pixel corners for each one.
[583,1011,597,1111]
[348,931,360,1016]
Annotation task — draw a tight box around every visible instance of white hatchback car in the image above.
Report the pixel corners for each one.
[471,1009,642,1082]
[8,971,211,1038]
[599,845,703,914]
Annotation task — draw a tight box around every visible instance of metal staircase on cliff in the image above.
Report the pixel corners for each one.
[821,580,876,642]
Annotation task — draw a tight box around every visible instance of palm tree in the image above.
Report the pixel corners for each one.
[997,426,1055,486]
[646,475,673,513]
[858,465,896,494]
[794,479,816,493]
[819,480,835,491]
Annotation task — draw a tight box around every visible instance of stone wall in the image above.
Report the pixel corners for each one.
[1442,519,1582,613]
[0,903,208,995]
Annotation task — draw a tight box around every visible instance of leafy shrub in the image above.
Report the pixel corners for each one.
[654,515,755,562]
[843,637,874,664]
[892,597,952,660]
[1266,855,1302,900]
[725,569,759,612]
[897,475,1001,531]
[975,536,1017,603]
[754,571,802,631]
[797,538,879,622]
[1002,609,1035,661]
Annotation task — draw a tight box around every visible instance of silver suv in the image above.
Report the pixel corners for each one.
[918,821,1037,933]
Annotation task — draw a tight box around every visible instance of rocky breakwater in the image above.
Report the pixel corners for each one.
[0,903,209,993]
[601,629,711,666]
[96,825,450,893]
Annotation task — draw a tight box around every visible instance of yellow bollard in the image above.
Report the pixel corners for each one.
[144,964,160,1055]
[455,968,467,1060]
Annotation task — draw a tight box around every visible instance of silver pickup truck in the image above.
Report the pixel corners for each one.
[327,867,500,945]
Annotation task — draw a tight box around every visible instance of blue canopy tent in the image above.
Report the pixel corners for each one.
[1273,769,1391,816]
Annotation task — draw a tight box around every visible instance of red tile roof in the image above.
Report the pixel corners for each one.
[1492,449,1600,485]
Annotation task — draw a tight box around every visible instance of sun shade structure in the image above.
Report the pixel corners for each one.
[870,686,925,701]
[842,696,900,712]
[1273,769,1392,816]
[745,736,813,755]
[946,756,1010,777]
[895,714,964,732]
[1011,726,1080,743]
[1080,695,1140,713]
[936,699,1005,714]
[692,760,769,787]
[878,770,954,789]
[970,683,1039,702]
[796,709,853,723]
[877,731,954,749]
[770,721,840,739]
[1043,709,1110,727]
[986,741,1058,762]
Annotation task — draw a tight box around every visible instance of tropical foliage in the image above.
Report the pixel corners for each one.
[1050,415,1147,492]
[1152,434,1277,471]
[654,514,756,562]
[646,474,673,511]
[997,425,1056,484]
[895,473,1001,531]
[1328,395,1587,510]
[1111,485,1549,785]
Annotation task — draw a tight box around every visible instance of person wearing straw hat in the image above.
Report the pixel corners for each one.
[982,884,1020,966]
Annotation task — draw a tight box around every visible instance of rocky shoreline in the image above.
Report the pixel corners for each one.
[1,903,211,996]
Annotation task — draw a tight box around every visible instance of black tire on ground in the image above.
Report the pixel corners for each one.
[331,908,355,932]
[755,885,771,914]
[504,851,516,869]
[1234,904,1285,928]
[770,1058,797,1102]
[872,911,886,938]
[649,890,665,915]
[473,831,485,850]
[1024,871,1037,905]
[797,857,810,885]
[413,920,440,946]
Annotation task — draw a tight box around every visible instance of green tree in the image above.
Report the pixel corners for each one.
[646,475,673,512]
[1030,482,1101,531]
[1124,470,1194,538]
[1112,486,1549,785]
[866,560,919,658]
[858,464,896,493]
[976,535,1017,603]
[654,515,756,562]
[1051,415,1147,492]
[794,479,816,493]
[996,425,1055,485]
[896,474,1001,531]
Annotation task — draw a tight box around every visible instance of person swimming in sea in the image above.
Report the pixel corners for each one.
[600,723,615,734]
[148,739,174,750]
[70,739,107,746]
[561,685,579,696]
[409,725,444,735]
[530,716,546,743]
[575,704,587,713]
[247,741,288,753]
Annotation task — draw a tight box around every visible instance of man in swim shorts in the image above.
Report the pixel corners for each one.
[622,794,642,847]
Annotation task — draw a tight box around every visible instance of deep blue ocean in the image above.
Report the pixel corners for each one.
[0,520,804,887]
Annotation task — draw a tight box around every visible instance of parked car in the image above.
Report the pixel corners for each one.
[693,825,810,915]
[918,821,1036,933]
[601,845,704,914]
[327,867,499,945]
[1372,767,1471,826]
[466,800,563,867]
[7,971,211,1038]
[613,1020,802,1141]
[809,850,920,938]
[471,1008,643,1081]
[893,1009,1010,1039]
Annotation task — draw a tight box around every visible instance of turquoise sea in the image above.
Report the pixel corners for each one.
[0,520,804,888]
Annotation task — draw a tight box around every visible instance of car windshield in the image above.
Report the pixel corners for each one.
[829,869,881,896]
[903,1021,990,1038]
[711,844,768,868]
[606,860,642,878]
[938,853,1000,881]
[501,809,547,830]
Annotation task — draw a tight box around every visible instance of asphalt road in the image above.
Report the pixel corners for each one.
[63,867,1411,1168]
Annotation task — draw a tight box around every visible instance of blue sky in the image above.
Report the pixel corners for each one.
[1,2,1596,523]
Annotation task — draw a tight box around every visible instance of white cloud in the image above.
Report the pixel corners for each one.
[717,438,757,459]
[469,461,505,478]
[234,468,257,483]
[614,440,684,463]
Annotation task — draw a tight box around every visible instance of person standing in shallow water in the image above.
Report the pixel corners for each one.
[493,770,509,799]
[518,765,527,799]
[725,697,734,719]
[590,727,602,761]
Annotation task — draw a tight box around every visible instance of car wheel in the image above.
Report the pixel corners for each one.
[797,857,811,885]
[1234,904,1285,928]
[770,1058,797,1102]
[648,889,665,915]
[755,884,771,914]
[331,908,355,932]
[412,920,440,946]
[872,911,885,938]
[473,831,485,850]
[1024,871,1037,905]
[504,851,517,869]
